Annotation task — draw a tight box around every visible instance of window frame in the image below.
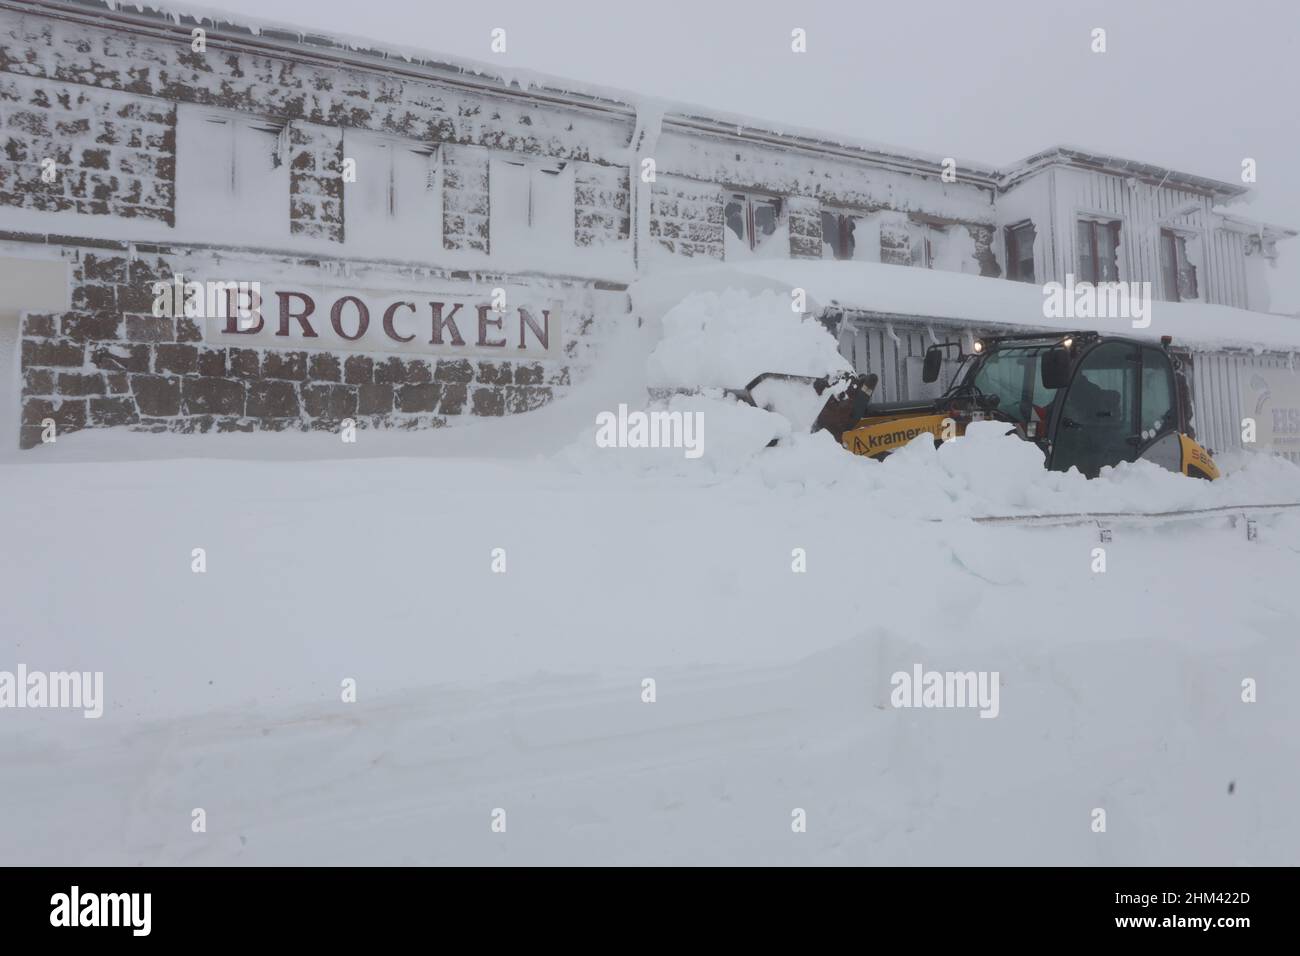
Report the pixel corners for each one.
[906,220,948,269]
[342,129,440,255]
[820,207,862,261]
[488,155,574,257]
[724,191,785,253]
[1158,227,1199,302]
[175,105,289,238]
[1075,215,1123,283]
[1004,220,1036,283]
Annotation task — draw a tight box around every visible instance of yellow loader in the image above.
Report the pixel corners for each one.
[737,331,1218,479]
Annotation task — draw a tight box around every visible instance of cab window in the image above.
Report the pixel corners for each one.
[970,347,1057,422]
[1052,341,1139,477]
[1141,347,1175,436]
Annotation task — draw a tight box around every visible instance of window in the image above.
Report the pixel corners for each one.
[1159,229,1199,301]
[344,132,440,256]
[724,192,785,258]
[1076,218,1121,283]
[821,210,857,260]
[176,106,288,240]
[1053,341,1140,477]
[907,221,947,269]
[1004,221,1036,283]
[488,156,575,259]
[1140,347,1175,435]
[970,346,1058,423]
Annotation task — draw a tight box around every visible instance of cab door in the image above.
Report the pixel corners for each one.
[1133,346,1185,473]
[1050,341,1140,477]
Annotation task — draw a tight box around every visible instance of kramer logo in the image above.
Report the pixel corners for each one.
[868,426,931,450]
[852,424,937,454]
[50,886,151,936]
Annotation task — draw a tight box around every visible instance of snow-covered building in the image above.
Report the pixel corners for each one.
[1,0,1296,452]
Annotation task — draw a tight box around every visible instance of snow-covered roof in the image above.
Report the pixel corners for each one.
[1213,212,1298,241]
[1000,146,1251,201]
[42,1,1276,204]
[632,260,1300,355]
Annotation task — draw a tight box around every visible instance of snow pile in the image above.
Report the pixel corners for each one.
[753,422,1300,519]
[561,287,849,476]
[4,442,1299,865]
[560,285,1300,515]
[557,391,789,478]
[644,288,851,387]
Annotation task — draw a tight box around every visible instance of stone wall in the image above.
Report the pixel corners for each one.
[574,161,630,248]
[289,122,344,243]
[647,177,725,259]
[0,70,174,223]
[441,145,490,254]
[12,236,615,450]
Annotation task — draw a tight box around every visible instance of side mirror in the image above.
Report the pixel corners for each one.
[1042,347,1071,390]
[922,347,943,384]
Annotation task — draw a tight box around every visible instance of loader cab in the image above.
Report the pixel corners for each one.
[1047,337,1182,478]
[941,333,1188,478]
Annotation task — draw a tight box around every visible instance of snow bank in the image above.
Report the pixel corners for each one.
[644,288,851,388]
[557,391,789,478]
[6,282,1300,866]
[564,285,1300,517]
[4,437,1299,865]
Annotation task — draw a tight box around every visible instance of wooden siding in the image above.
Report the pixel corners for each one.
[1050,167,1250,309]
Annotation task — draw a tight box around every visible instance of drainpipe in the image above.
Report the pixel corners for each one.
[627,101,664,277]
[1047,167,1060,284]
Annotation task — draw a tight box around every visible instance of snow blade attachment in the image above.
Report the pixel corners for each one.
[733,371,879,437]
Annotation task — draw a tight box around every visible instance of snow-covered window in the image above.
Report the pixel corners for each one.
[906,221,945,268]
[1076,217,1121,283]
[1141,346,1175,434]
[344,131,440,258]
[488,156,575,260]
[1159,229,1198,301]
[821,210,858,260]
[176,105,288,241]
[1004,221,1036,283]
[724,192,785,258]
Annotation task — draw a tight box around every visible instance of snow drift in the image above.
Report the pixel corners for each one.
[4,285,1300,866]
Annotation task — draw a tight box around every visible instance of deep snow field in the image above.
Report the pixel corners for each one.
[3,291,1299,866]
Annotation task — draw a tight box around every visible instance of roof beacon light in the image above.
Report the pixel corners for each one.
[1062,336,1074,349]
[972,340,985,354]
